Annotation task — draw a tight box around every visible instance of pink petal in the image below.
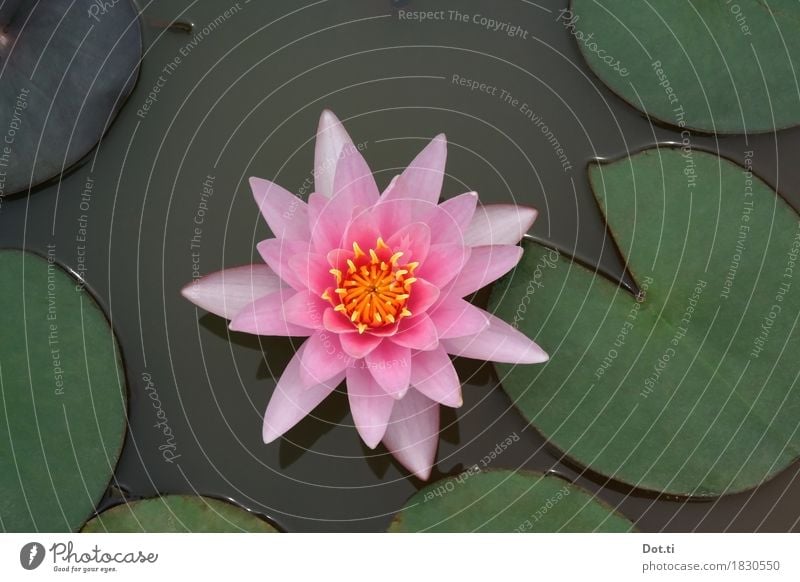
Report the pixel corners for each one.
[323,308,357,334]
[288,250,331,295]
[406,277,440,316]
[441,312,549,364]
[299,331,353,386]
[308,192,347,252]
[464,204,538,246]
[386,222,431,264]
[257,238,310,290]
[383,134,447,206]
[428,297,491,339]
[381,174,400,197]
[331,145,380,207]
[340,331,383,359]
[391,313,439,351]
[262,342,344,443]
[429,192,478,244]
[181,264,282,319]
[229,289,313,336]
[314,109,354,198]
[249,178,310,241]
[382,389,439,480]
[370,198,439,241]
[446,245,523,298]
[280,290,327,329]
[416,243,470,288]
[341,205,382,254]
[410,347,462,407]
[366,341,411,398]
[346,364,396,448]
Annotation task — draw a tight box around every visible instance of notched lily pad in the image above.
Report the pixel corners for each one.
[491,146,800,496]
[569,0,800,133]
[0,250,127,531]
[81,496,279,532]
[0,0,142,196]
[389,469,634,532]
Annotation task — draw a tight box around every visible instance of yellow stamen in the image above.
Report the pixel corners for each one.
[328,236,418,332]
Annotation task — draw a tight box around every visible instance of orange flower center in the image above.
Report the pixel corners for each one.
[323,238,418,334]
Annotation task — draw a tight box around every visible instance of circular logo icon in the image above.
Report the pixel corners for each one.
[19,542,45,570]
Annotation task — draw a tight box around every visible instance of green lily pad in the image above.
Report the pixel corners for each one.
[0,250,127,531]
[81,496,279,533]
[568,0,800,133]
[491,147,800,497]
[388,470,634,532]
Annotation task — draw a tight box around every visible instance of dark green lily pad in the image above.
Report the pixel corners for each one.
[568,0,800,133]
[81,496,279,533]
[0,0,141,196]
[491,147,800,496]
[0,250,127,531]
[388,470,634,532]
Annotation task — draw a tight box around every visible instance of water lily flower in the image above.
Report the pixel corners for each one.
[182,110,548,480]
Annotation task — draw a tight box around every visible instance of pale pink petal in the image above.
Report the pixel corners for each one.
[346,365,396,448]
[280,290,327,329]
[331,146,380,207]
[341,205,382,253]
[410,347,462,407]
[441,312,548,364]
[229,289,313,336]
[406,278,440,316]
[323,308,357,334]
[383,134,447,206]
[386,222,431,264]
[366,341,411,398]
[308,192,346,252]
[428,297,490,339]
[371,198,439,241]
[288,250,331,295]
[446,245,523,298]
[249,177,310,241]
[181,264,281,319]
[314,109,354,198]
[257,238,310,290]
[391,313,439,351]
[382,389,439,480]
[262,342,344,442]
[416,243,470,288]
[464,204,537,246]
[341,331,383,359]
[299,331,352,386]
[429,192,477,244]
